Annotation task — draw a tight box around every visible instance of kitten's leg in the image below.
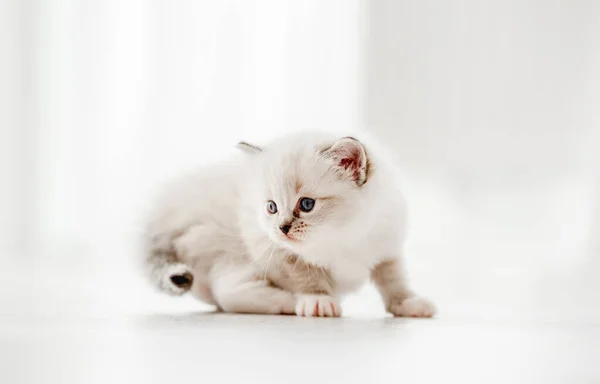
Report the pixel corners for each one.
[371,258,436,318]
[280,258,341,317]
[210,261,296,315]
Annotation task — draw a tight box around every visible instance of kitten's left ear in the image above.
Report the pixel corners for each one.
[323,137,369,186]
[236,141,263,155]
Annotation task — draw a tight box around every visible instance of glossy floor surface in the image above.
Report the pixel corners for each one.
[1,268,599,384]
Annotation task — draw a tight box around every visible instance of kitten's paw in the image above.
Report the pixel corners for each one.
[161,264,193,295]
[295,294,341,317]
[389,296,436,318]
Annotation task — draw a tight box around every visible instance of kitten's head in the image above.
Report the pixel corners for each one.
[239,132,372,253]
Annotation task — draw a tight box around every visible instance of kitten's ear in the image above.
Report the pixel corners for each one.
[236,141,263,155]
[323,137,369,186]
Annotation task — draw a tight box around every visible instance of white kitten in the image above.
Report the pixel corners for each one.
[145,130,435,317]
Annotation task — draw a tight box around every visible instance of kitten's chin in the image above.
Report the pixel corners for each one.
[270,233,301,251]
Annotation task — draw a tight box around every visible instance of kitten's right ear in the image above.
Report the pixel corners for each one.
[236,141,263,155]
[322,137,369,186]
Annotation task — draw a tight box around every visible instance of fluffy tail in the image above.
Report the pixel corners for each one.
[146,236,194,295]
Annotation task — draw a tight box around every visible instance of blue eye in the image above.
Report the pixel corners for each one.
[266,200,278,214]
[299,197,315,212]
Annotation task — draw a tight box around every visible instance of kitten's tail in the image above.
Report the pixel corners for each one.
[146,237,194,295]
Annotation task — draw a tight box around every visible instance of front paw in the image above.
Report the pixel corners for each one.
[389,296,436,318]
[295,294,341,317]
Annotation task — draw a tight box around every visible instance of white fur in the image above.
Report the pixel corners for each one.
[389,297,437,318]
[144,130,435,317]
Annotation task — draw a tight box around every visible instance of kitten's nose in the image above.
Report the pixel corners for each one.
[279,224,291,235]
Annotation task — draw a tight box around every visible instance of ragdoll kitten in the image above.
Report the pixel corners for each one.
[145,131,435,317]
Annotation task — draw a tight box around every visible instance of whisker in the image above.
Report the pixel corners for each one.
[262,241,277,281]
[319,267,334,290]
[290,256,300,274]
[304,262,316,284]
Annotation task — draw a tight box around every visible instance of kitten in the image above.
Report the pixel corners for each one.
[145,131,435,317]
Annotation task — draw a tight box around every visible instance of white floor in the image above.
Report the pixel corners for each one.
[1,271,599,384]
[1,172,599,384]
